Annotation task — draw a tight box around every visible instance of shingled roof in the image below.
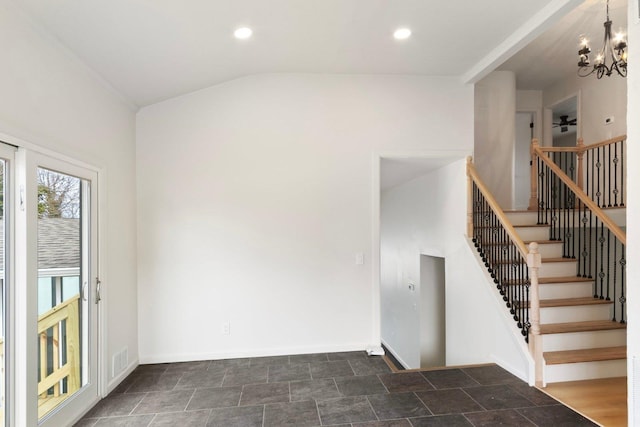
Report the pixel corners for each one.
[0,217,80,271]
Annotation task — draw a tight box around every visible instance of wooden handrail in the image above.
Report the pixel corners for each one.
[467,158,529,258]
[534,146,626,245]
[539,134,626,153]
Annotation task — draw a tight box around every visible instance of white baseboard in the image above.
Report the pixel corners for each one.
[380,338,411,369]
[138,342,370,364]
[106,359,139,395]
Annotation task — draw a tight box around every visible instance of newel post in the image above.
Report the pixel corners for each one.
[528,138,540,211]
[466,156,473,238]
[576,137,585,191]
[527,242,543,387]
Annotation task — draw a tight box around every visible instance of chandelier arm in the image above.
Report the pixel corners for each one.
[577,0,626,79]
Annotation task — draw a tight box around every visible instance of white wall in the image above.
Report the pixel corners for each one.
[445,241,531,381]
[543,68,627,146]
[136,74,473,362]
[626,1,639,424]
[475,71,517,209]
[380,159,530,378]
[0,0,137,401]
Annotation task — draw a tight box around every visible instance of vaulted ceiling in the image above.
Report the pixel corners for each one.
[13,0,574,107]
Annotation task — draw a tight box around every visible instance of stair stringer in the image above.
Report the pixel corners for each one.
[448,239,534,384]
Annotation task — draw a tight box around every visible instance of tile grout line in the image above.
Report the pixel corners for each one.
[182,387,197,412]
[460,386,489,411]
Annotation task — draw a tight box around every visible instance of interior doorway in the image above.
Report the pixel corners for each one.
[419,255,445,368]
[543,94,580,148]
[551,95,579,147]
[514,112,534,210]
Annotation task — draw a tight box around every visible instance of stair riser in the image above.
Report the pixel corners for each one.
[536,244,564,258]
[542,329,627,352]
[539,262,578,277]
[505,212,539,226]
[544,359,627,383]
[538,282,594,299]
[540,305,612,324]
[514,227,550,241]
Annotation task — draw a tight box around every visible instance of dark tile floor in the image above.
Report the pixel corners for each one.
[75,351,597,427]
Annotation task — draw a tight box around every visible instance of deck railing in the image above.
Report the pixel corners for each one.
[37,294,81,419]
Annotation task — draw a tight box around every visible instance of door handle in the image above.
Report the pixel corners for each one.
[95,277,102,304]
[82,280,88,301]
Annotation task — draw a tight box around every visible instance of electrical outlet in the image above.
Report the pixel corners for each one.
[222,321,230,335]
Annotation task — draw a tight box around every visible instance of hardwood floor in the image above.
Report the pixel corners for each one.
[540,377,627,427]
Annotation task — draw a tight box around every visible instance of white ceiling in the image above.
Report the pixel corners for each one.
[13,0,560,107]
[381,157,463,192]
[14,0,615,190]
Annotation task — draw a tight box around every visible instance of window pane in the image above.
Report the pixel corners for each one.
[36,168,84,419]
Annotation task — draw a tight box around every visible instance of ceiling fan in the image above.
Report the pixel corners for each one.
[553,115,577,133]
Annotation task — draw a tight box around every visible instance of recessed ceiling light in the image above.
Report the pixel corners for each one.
[393,28,412,40]
[234,27,253,40]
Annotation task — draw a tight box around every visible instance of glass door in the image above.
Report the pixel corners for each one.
[24,153,99,426]
[0,143,16,427]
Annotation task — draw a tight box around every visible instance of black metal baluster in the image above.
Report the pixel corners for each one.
[596,147,601,208]
[581,203,588,278]
[613,142,620,207]
[606,229,611,301]
[588,209,597,279]
[607,143,612,207]
[619,245,626,324]
[525,269,530,341]
[612,238,618,321]
[620,140,625,206]
[586,150,591,201]
[597,219,605,299]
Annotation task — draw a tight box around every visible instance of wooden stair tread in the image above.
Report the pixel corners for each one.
[541,257,578,263]
[538,297,613,308]
[513,224,550,228]
[540,320,626,334]
[503,276,592,286]
[482,240,561,247]
[538,276,593,284]
[544,346,627,365]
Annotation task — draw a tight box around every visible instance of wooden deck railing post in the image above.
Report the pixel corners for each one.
[527,242,543,387]
[576,137,585,191]
[37,295,81,418]
[528,138,540,211]
[466,156,473,238]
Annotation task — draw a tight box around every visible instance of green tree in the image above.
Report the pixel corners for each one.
[37,169,80,219]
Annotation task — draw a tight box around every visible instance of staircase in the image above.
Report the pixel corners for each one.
[505,209,627,384]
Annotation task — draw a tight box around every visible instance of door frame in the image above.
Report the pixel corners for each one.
[0,142,17,427]
[13,144,104,426]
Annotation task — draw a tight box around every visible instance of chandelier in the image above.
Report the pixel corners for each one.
[577,0,627,78]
